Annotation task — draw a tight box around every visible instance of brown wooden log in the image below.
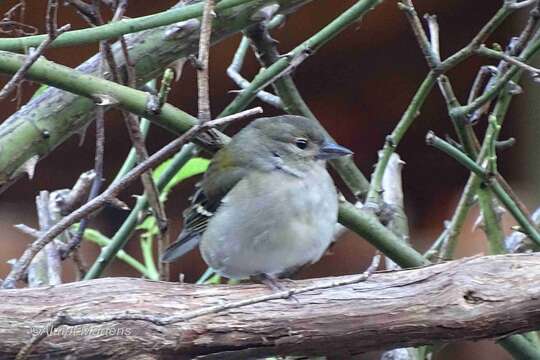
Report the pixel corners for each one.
[1,253,540,359]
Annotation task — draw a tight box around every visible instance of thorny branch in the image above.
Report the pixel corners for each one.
[364,0,540,210]
[403,0,540,246]
[197,0,215,124]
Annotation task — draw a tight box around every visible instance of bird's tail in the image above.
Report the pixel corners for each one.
[160,232,200,262]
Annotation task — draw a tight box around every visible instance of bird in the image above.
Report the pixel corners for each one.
[161,115,353,289]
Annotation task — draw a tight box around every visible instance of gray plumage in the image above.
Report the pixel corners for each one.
[161,115,352,280]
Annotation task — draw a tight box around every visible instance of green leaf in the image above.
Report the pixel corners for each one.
[136,214,159,234]
[80,226,158,279]
[153,157,210,202]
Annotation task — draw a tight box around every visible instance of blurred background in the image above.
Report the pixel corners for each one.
[1,0,538,359]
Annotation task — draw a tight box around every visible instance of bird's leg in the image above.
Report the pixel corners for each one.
[258,273,286,291]
[252,273,299,302]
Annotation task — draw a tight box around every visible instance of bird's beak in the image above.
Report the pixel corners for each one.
[316,140,353,160]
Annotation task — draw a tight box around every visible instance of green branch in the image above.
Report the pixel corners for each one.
[338,200,428,268]
[0,0,281,52]
[364,72,437,208]
[365,1,530,210]
[0,51,197,129]
[426,132,540,248]
[81,227,159,280]
[498,334,540,360]
[220,0,385,118]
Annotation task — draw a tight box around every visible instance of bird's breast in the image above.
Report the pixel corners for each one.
[200,164,339,279]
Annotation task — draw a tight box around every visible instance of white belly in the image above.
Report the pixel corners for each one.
[200,164,338,279]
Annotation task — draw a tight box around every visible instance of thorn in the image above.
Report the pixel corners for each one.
[6,258,17,266]
[472,214,483,231]
[506,81,523,95]
[163,19,200,40]
[146,94,160,115]
[169,58,187,81]
[14,224,41,237]
[93,94,119,106]
[107,197,130,211]
[76,123,90,146]
[18,155,39,179]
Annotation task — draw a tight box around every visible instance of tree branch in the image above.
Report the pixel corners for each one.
[1,254,540,359]
[0,0,286,51]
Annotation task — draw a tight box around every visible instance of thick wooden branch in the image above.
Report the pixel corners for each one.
[1,253,539,359]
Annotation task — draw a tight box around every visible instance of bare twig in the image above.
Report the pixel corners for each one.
[0,23,70,101]
[14,224,41,238]
[505,207,540,252]
[477,44,540,75]
[60,41,108,259]
[42,195,62,286]
[424,14,440,63]
[112,0,128,22]
[227,36,283,108]
[467,65,497,106]
[511,1,540,55]
[56,170,96,215]
[122,111,170,279]
[381,153,409,271]
[508,0,539,10]
[0,1,37,36]
[28,191,61,287]
[64,0,100,27]
[118,29,170,280]
[1,107,263,289]
[197,0,215,123]
[46,0,59,37]
[398,1,440,68]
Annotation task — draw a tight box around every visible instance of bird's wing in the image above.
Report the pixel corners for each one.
[160,149,248,262]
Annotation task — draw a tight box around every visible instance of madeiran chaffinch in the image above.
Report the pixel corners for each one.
[161,115,352,286]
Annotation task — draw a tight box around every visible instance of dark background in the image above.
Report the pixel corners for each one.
[1,1,539,359]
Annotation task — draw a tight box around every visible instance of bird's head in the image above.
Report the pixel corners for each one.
[232,115,353,173]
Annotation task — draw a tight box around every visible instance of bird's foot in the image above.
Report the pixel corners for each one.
[252,273,299,302]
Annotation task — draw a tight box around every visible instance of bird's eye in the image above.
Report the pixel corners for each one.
[295,138,308,150]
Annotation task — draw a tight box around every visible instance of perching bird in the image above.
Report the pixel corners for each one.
[161,115,352,288]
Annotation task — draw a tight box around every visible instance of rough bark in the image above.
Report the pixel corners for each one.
[1,253,540,359]
[0,0,311,188]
